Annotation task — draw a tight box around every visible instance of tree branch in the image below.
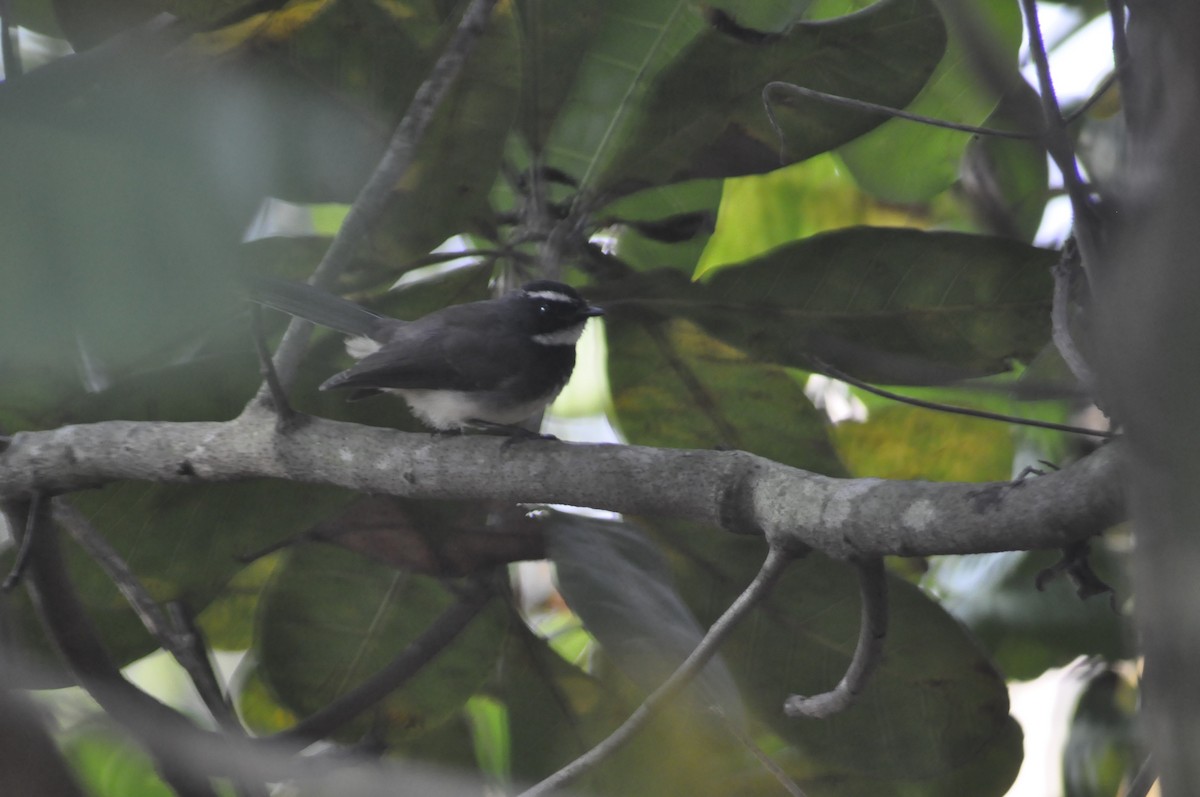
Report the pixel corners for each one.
[0,410,1124,560]
[784,557,887,719]
[517,546,793,797]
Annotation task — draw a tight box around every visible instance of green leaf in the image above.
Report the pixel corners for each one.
[606,316,844,475]
[597,227,1056,385]
[257,544,509,742]
[837,0,1024,202]
[696,154,949,275]
[960,85,1053,241]
[60,723,172,797]
[513,0,610,149]
[498,626,601,783]
[544,0,947,195]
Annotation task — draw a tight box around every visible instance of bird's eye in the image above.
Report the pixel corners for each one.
[537,302,549,315]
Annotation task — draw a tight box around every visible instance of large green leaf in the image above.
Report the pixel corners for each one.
[596,227,1056,385]
[258,544,509,742]
[695,153,952,275]
[542,0,946,196]
[642,523,1023,796]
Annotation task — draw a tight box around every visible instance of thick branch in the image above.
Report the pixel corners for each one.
[0,411,1125,559]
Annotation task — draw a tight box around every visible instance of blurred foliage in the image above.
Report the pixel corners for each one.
[0,0,1128,794]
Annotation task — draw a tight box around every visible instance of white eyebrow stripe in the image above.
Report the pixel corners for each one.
[525,290,575,303]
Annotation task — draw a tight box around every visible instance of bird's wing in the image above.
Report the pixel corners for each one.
[320,306,525,392]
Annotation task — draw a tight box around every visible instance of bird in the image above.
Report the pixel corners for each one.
[253,276,604,431]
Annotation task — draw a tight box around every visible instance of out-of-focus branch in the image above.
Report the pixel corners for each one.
[52,502,247,738]
[258,0,501,395]
[1,498,223,797]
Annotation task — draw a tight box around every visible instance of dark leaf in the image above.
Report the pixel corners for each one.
[542,0,947,195]
[597,227,1057,384]
[258,544,509,743]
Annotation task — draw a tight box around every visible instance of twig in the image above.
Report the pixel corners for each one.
[517,546,793,797]
[814,360,1116,439]
[249,302,297,430]
[1126,753,1156,797]
[266,585,494,749]
[1051,239,1097,396]
[2,491,42,591]
[762,82,1038,149]
[1,498,224,797]
[784,557,888,719]
[1018,0,1098,253]
[257,0,500,396]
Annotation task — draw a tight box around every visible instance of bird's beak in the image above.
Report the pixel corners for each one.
[584,304,605,318]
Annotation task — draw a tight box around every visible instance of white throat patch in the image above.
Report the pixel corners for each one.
[532,321,587,346]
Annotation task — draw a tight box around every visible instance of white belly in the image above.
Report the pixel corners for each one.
[394,387,564,430]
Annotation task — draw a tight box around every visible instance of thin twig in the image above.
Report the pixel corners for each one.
[762,82,1038,149]
[266,585,494,749]
[518,546,793,797]
[2,491,42,591]
[1126,753,1156,797]
[784,557,887,719]
[1018,0,1097,252]
[815,361,1116,439]
[257,0,500,397]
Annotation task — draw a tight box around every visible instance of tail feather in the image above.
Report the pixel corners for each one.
[250,276,382,336]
